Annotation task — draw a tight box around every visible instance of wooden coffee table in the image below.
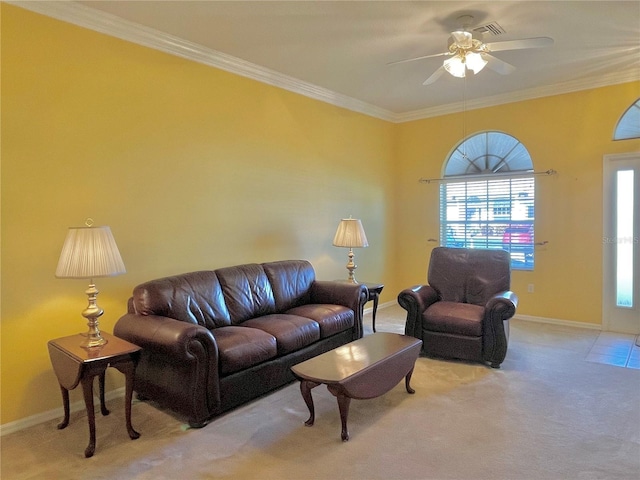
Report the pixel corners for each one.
[291,332,422,441]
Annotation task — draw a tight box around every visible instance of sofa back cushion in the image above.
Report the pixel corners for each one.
[428,247,511,306]
[215,263,276,324]
[262,260,315,312]
[132,271,232,329]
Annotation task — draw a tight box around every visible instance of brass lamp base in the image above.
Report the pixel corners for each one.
[344,248,359,284]
[80,282,108,349]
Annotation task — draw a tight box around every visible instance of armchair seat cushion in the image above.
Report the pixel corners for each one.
[212,326,278,375]
[242,314,320,355]
[286,304,354,338]
[424,302,484,337]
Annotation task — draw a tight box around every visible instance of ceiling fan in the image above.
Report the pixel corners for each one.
[389,15,554,85]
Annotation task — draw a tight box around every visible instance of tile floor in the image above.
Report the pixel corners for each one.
[585,331,640,369]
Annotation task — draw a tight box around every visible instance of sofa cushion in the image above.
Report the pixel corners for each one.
[262,260,314,311]
[132,271,231,329]
[287,304,354,338]
[242,314,320,355]
[423,301,484,337]
[216,264,276,324]
[211,326,278,376]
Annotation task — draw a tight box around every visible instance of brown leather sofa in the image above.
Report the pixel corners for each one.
[114,260,368,427]
[398,247,518,368]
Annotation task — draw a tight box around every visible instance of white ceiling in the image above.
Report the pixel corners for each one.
[16,1,640,121]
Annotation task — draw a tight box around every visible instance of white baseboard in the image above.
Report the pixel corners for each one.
[0,387,125,437]
[365,300,397,314]
[513,313,602,330]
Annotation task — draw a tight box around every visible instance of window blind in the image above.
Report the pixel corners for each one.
[440,177,535,270]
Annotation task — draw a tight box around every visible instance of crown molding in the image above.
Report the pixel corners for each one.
[9,1,639,124]
[397,70,640,122]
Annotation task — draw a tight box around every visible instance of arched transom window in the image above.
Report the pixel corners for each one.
[440,131,536,270]
[613,98,640,140]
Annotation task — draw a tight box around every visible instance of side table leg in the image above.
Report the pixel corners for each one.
[99,371,110,416]
[80,375,97,458]
[372,293,379,333]
[115,361,141,440]
[405,367,416,394]
[299,380,319,427]
[57,385,70,430]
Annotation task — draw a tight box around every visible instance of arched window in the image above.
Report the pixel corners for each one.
[613,98,640,140]
[440,131,536,270]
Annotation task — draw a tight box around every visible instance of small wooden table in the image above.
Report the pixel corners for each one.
[360,282,384,332]
[291,332,422,441]
[336,280,384,332]
[47,332,141,457]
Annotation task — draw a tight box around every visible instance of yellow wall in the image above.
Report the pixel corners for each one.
[0,5,395,425]
[395,83,640,324]
[1,4,639,426]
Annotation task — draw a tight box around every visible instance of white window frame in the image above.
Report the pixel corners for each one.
[439,131,536,270]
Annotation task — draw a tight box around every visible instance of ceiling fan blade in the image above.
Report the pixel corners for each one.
[483,54,516,75]
[386,51,450,66]
[485,37,554,52]
[423,66,446,85]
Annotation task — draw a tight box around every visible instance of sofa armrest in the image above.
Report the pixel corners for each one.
[114,313,221,425]
[397,285,439,339]
[309,281,368,339]
[114,313,219,359]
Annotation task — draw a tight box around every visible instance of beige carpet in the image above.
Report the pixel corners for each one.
[2,304,639,480]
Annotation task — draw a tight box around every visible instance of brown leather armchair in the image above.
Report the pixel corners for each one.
[398,247,518,368]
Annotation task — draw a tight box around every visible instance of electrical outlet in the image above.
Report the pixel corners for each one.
[527,284,534,293]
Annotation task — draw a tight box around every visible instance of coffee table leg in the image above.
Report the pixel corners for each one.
[405,367,416,394]
[327,385,352,441]
[336,393,351,441]
[299,380,319,426]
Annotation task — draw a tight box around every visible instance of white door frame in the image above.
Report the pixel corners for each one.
[602,152,640,334]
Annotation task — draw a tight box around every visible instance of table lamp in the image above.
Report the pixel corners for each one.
[55,219,126,348]
[332,217,368,283]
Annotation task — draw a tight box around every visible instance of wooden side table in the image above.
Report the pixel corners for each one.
[360,282,384,333]
[47,332,141,458]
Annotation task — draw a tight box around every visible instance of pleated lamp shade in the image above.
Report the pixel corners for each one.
[332,218,369,248]
[56,226,126,279]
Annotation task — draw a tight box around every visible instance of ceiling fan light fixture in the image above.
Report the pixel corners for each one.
[443,55,466,78]
[465,52,488,74]
[450,30,473,49]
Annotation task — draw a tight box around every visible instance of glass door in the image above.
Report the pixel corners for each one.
[603,153,640,334]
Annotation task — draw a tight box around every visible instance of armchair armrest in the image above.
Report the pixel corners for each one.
[482,290,518,368]
[397,285,439,339]
[485,290,518,321]
[309,281,368,339]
